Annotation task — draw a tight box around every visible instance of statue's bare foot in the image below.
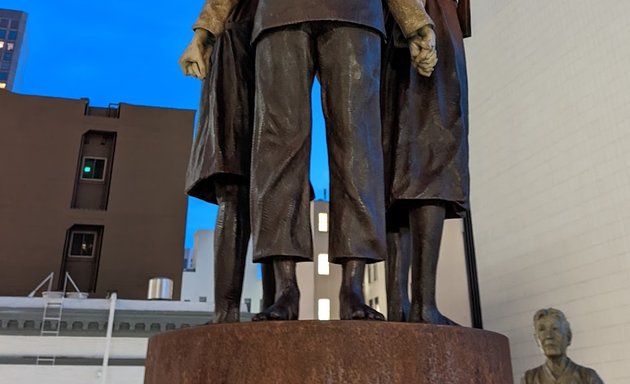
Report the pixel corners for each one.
[409,306,459,326]
[339,287,385,321]
[214,305,240,323]
[252,285,299,321]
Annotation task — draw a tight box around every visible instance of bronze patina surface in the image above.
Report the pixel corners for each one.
[180,0,439,322]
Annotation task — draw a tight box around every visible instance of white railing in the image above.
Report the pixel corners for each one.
[27,273,55,298]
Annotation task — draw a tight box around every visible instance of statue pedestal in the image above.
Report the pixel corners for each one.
[144,321,512,383]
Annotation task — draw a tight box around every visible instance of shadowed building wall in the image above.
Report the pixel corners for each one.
[0,90,194,299]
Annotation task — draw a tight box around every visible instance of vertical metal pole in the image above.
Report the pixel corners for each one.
[101,292,117,384]
[463,209,483,329]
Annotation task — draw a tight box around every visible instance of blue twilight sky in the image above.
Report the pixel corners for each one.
[3,0,330,248]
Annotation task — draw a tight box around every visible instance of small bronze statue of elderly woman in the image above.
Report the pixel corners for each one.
[522,308,604,384]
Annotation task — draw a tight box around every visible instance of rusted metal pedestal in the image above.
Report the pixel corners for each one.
[144,321,512,384]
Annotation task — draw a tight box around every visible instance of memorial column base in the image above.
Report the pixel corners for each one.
[144,320,512,383]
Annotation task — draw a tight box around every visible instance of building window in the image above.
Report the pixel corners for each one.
[0,30,5,38]
[317,212,328,232]
[0,19,8,28]
[0,72,7,81]
[6,42,13,51]
[1,62,9,71]
[9,19,19,30]
[318,298,331,321]
[0,41,4,49]
[0,82,6,89]
[183,248,195,272]
[69,231,97,258]
[317,253,329,275]
[80,157,107,180]
[368,297,380,311]
[8,31,17,41]
[3,52,12,61]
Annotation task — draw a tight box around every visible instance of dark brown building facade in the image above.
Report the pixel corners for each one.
[0,90,194,299]
[0,9,27,91]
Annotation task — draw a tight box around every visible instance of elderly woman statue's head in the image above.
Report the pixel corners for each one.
[533,308,572,358]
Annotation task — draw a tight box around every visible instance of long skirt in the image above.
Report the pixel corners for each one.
[185,20,256,204]
[381,0,469,225]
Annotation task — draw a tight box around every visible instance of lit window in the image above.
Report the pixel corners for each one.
[317,212,328,232]
[0,82,6,89]
[318,298,331,320]
[81,157,107,180]
[317,253,329,275]
[69,231,97,257]
[7,42,13,51]
[0,41,4,49]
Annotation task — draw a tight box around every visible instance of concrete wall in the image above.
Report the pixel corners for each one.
[0,366,144,384]
[0,335,145,384]
[0,91,194,299]
[466,2,630,383]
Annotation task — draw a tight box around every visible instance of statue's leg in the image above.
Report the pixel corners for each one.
[339,259,385,320]
[252,258,299,321]
[316,25,386,321]
[213,181,250,323]
[249,27,313,321]
[260,262,276,310]
[408,202,458,325]
[386,228,411,321]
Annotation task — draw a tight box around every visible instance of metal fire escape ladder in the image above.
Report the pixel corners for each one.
[36,297,64,365]
[33,272,83,365]
[31,272,62,365]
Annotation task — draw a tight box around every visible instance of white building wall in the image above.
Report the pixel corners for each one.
[0,365,144,384]
[181,230,214,304]
[466,2,630,383]
[180,230,263,313]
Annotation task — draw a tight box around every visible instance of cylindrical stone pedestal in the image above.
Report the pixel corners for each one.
[144,321,512,383]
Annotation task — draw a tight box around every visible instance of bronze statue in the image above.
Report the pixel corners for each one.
[180,0,275,323]
[181,0,437,321]
[382,0,470,325]
[522,308,604,384]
